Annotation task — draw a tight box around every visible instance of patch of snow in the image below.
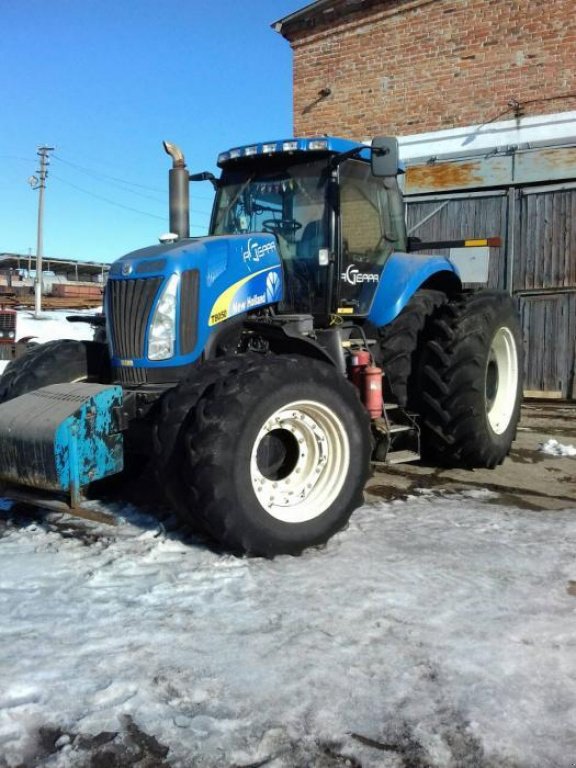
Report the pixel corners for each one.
[0,493,575,767]
[539,438,576,457]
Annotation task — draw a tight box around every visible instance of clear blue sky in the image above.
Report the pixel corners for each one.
[0,0,303,263]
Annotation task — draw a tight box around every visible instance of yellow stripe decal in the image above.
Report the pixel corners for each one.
[208,266,273,326]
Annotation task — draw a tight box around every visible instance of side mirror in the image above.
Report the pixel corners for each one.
[371,136,399,177]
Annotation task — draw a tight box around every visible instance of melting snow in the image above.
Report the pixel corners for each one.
[539,439,576,458]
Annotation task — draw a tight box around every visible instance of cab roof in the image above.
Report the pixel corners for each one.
[217,136,371,168]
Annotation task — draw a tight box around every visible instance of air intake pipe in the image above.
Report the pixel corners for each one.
[163,140,190,240]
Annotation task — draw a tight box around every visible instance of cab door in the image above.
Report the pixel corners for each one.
[337,159,404,316]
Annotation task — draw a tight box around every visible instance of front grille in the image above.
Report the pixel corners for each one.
[115,366,148,385]
[107,277,163,359]
[0,313,16,332]
[179,269,199,356]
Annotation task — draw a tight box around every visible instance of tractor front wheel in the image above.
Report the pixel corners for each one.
[0,339,109,404]
[155,355,372,556]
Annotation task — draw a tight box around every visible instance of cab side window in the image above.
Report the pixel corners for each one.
[338,160,398,313]
[339,159,394,266]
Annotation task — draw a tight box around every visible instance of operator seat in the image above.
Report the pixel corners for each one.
[298,219,324,262]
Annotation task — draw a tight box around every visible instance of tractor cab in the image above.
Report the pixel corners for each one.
[210,137,407,320]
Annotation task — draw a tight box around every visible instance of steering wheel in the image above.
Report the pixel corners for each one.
[262,219,302,237]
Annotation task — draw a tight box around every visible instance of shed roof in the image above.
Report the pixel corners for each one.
[0,253,109,277]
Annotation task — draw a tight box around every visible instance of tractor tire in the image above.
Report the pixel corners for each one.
[419,291,523,468]
[154,354,372,556]
[0,339,110,404]
[376,289,448,407]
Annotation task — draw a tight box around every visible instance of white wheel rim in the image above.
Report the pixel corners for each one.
[250,399,350,524]
[485,326,519,435]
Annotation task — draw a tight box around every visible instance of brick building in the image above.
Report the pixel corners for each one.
[275,0,576,398]
[274,0,576,138]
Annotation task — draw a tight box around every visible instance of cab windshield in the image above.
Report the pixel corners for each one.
[210,159,331,313]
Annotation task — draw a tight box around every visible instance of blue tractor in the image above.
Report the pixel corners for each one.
[0,136,523,555]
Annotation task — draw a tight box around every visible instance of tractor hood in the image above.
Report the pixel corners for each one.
[105,234,284,380]
[109,233,281,283]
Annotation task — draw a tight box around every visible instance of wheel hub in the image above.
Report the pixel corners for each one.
[250,400,349,524]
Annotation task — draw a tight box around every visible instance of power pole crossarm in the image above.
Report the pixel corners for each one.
[33,145,55,317]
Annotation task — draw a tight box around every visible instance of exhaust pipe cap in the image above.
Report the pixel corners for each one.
[163,141,186,169]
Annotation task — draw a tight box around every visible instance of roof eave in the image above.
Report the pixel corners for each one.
[272,0,339,38]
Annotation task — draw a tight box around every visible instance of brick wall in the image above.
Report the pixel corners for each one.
[281,0,576,138]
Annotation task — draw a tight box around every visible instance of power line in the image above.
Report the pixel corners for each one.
[52,153,217,203]
[0,155,34,163]
[52,154,164,194]
[51,173,208,230]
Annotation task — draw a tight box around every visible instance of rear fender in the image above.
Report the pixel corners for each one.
[368,252,461,327]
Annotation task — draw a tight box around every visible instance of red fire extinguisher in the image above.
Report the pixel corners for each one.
[349,350,383,419]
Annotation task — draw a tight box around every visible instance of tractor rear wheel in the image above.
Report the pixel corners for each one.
[154,354,372,556]
[0,339,109,404]
[419,291,523,468]
[376,289,448,407]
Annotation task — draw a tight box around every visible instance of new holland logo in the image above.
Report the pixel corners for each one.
[265,270,281,302]
[121,263,133,276]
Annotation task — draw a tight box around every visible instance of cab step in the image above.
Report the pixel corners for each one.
[387,424,413,433]
[373,449,421,466]
[371,406,421,466]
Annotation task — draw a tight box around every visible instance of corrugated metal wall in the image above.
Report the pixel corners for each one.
[405,181,576,399]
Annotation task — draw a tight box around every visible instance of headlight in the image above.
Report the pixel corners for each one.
[148,273,179,361]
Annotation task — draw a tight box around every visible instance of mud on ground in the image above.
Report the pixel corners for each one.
[366,402,576,511]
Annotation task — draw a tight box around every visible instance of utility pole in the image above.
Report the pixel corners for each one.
[30,145,54,317]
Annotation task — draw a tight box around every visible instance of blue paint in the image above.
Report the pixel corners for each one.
[54,386,124,490]
[107,234,283,370]
[368,252,461,326]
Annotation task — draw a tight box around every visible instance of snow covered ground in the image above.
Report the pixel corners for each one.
[1,489,575,768]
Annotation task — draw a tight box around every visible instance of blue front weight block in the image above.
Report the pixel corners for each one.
[0,383,124,507]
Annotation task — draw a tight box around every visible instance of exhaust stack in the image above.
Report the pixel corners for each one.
[163,141,190,240]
